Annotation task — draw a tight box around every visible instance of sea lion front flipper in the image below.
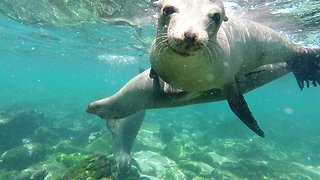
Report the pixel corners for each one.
[224,82,265,138]
[149,67,158,79]
[287,48,320,90]
[107,110,145,177]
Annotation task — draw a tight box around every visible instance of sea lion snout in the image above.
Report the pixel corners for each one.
[168,29,205,56]
[86,102,107,117]
[86,103,108,118]
[86,99,124,119]
[184,32,197,44]
[86,103,97,114]
[86,103,94,112]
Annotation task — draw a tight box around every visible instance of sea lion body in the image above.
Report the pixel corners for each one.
[149,0,319,137]
[87,63,290,120]
[150,0,303,92]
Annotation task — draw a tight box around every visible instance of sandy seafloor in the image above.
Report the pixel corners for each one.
[0,0,320,179]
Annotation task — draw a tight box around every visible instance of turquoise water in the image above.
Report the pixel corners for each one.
[0,0,320,179]
[0,12,150,113]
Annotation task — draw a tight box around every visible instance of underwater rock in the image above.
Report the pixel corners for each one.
[209,138,244,158]
[162,168,186,179]
[88,130,106,143]
[162,141,185,162]
[190,152,217,168]
[0,169,19,179]
[292,162,320,179]
[180,169,197,179]
[221,159,308,179]
[61,154,112,179]
[51,116,106,147]
[54,140,85,154]
[178,161,201,175]
[84,133,113,154]
[0,143,47,170]
[55,153,88,168]
[159,125,176,145]
[133,151,178,178]
[32,126,61,145]
[14,169,48,180]
[223,159,274,179]
[32,154,79,179]
[237,141,287,161]
[0,107,44,153]
[134,124,164,152]
[0,107,43,131]
[196,162,216,178]
[61,154,141,179]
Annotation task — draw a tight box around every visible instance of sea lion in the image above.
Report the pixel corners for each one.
[87,0,320,175]
[87,63,290,175]
[87,63,291,119]
[149,0,320,137]
[87,61,318,122]
[87,61,317,175]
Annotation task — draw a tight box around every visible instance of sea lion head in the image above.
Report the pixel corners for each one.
[153,0,228,57]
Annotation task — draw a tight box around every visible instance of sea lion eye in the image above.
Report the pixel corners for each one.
[162,6,176,16]
[211,13,221,24]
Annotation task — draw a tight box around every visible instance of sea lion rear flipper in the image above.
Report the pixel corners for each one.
[288,48,320,90]
[224,82,265,138]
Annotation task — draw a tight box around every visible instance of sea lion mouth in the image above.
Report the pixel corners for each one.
[169,45,200,57]
[172,48,194,57]
[179,52,193,57]
[167,37,202,57]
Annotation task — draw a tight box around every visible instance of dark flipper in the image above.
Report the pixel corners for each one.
[107,110,145,177]
[149,67,158,79]
[287,48,320,90]
[224,82,265,138]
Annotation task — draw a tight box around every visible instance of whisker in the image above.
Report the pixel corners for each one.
[154,39,168,51]
[205,42,221,61]
[155,39,170,59]
[203,45,214,62]
[155,35,167,42]
[205,46,214,61]
[207,39,223,53]
[206,21,215,28]
[156,32,168,36]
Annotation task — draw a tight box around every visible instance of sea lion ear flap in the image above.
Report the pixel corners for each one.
[222,7,228,22]
[219,0,228,22]
[223,15,228,22]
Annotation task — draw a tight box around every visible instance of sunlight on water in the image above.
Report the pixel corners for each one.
[98,54,137,65]
[272,7,297,14]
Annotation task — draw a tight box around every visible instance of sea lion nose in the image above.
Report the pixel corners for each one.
[184,32,196,43]
[86,103,97,113]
